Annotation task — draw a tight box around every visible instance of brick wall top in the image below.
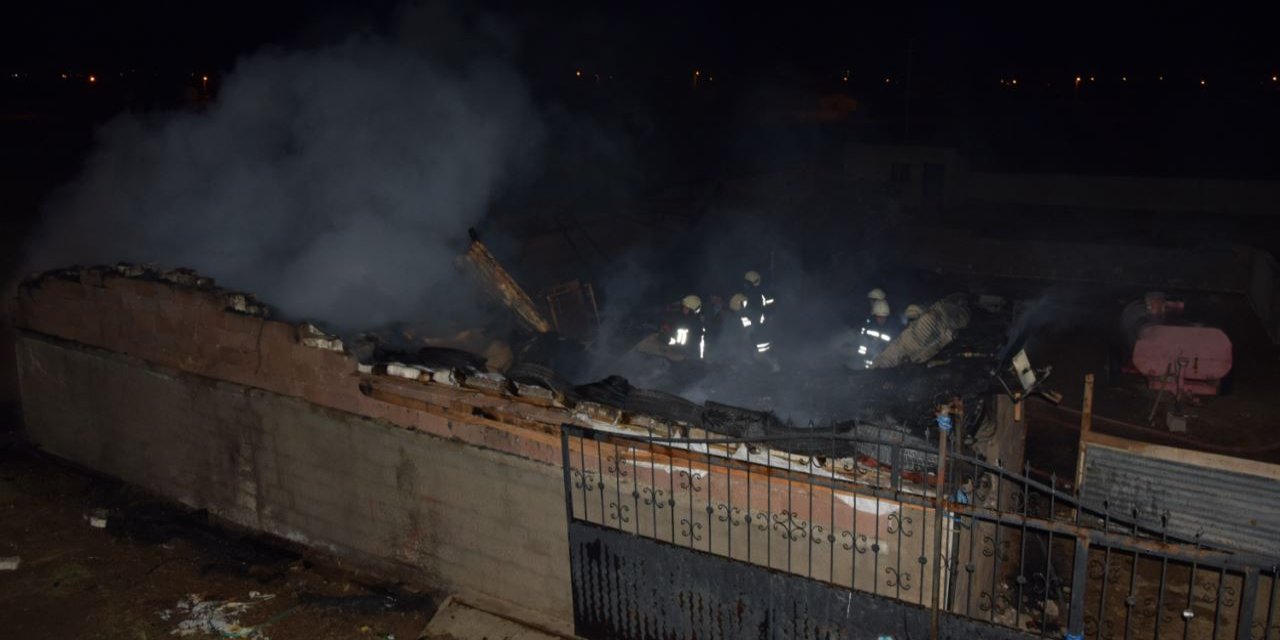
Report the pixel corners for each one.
[12,265,614,466]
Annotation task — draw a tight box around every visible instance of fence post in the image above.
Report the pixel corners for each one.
[1067,534,1091,639]
[560,425,580,634]
[1237,569,1259,640]
[930,410,954,640]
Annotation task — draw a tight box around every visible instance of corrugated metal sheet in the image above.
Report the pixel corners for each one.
[1081,445,1280,556]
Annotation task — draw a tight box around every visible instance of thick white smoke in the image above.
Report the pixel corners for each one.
[24,32,541,331]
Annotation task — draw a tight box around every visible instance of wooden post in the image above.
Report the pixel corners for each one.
[1075,374,1095,496]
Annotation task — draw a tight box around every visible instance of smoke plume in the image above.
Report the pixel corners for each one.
[23,20,541,331]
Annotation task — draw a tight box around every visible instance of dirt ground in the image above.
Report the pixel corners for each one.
[0,407,438,640]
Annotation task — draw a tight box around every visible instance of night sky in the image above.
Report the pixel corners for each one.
[7,2,1280,85]
[5,2,1280,179]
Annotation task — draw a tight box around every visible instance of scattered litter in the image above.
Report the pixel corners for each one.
[0,556,19,571]
[159,592,278,639]
[87,508,108,529]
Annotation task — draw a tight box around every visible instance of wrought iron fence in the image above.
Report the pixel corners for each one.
[561,423,1280,640]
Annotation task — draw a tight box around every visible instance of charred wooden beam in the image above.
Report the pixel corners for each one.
[460,230,552,334]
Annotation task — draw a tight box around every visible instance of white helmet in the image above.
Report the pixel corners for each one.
[728,293,748,311]
[904,304,925,320]
[681,295,702,312]
[744,270,762,286]
[872,299,891,317]
[867,288,887,301]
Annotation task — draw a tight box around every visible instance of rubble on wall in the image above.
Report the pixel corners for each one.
[297,323,343,352]
[16,263,1000,498]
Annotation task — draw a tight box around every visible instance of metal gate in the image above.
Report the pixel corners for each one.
[560,424,1280,640]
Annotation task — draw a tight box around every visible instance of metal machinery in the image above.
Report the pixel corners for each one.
[1122,292,1233,397]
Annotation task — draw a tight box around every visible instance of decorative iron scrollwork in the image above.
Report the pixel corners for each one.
[981,535,1010,562]
[605,454,630,478]
[887,511,914,537]
[677,469,704,493]
[1086,555,1125,585]
[679,517,703,541]
[771,511,809,542]
[810,524,826,546]
[885,566,913,591]
[842,531,870,553]
[717,503,744,526]
[978,590,1013,614]
[1250,620,1280,640]
[640,486,666,509]
[607,501,631,524]
[572,469,597,492]
[1221,583,1237,608]
[744,510,770,532]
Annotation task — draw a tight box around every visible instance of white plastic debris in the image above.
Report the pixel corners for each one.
[160,592,275,639]
[386,363,421,380]
[357,363,373,374]
[87,508,108,529]
[0,557,19,571]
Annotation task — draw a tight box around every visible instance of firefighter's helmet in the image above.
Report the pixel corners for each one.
[744,270,762,286]
[681,295,703,312]
[867,288,887,301]
[729,293,748,311]
[904,304,925,320]
[872,299,891,317]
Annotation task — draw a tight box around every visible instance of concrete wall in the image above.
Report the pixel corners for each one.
[844,144,967,208]
[970,172,1280,217]
[15,332,573,631]
[10,267,1016,633]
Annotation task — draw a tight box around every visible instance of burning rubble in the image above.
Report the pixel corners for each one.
[20,213,1050,487]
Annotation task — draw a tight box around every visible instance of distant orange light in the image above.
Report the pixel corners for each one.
[694,70,700,76]
[1122,76,1128,82]
[88,75,96,83]
[1011,78,1018,85]
[60,73,68,79]
[1089,76,1095,82]
[884,77,891,84]
[1159,75,1164,81]
[202,75,209,82]
[1273,75,1278,82]
[1200,79,1206,86]
[575,69,582,78]
[1074,76,1082,84]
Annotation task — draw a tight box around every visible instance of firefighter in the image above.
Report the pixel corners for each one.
[902,303,925,327]
[664,295,708,360]
[728,291,780,371]
[867,287,887,314]
[744,270,776,326]
[856,299,896,368]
